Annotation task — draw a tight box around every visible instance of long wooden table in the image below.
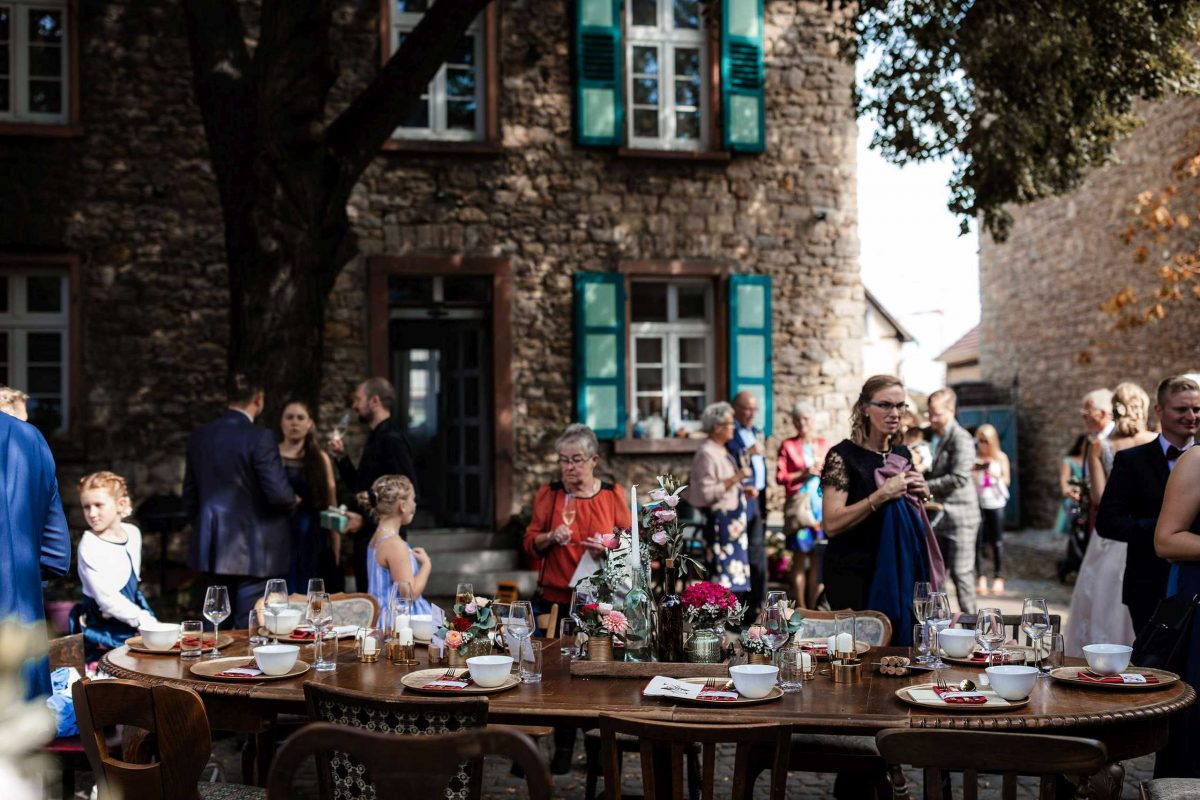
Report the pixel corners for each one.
[102,635,1194,793]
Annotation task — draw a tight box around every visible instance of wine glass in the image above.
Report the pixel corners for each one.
[912,581,933,663]
[263,579,290,645]
[307,578,325,596]
[759,605,789,677]
[329,411,351,446]
[974,607,1006,665]
[507,601,534,670]
[1021,597,1052,676]
[925,592,951,670]
[455,582,475,608]
[306,592,336,672]
[202,586,230,658]
[561,493,577,528]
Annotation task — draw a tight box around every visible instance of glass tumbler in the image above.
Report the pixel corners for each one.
[519,640,544,683]
[180,620,204,659]
[777,646,804,693]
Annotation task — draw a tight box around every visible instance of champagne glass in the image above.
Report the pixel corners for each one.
[561,494,577,528]
[925,592,951,670]
[455,582,474,608]
[306,592,336,672]
[1021,597,1053,676]
[912,581,933,663]
[202,586,230,658]
[330,411,351,445]
[974,607,1006,665]
[759,606,789,679]
[263,579,290,645]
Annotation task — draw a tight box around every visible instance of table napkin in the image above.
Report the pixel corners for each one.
[1077,671,1158,684]
[967,650,1015,664]
[907,687,1012,707]
[919,686,989,704]
[214,667,264,678]
[696,690,739,702]
[422,678,473,691]
[642,676,704,700]
[288,625,357,640]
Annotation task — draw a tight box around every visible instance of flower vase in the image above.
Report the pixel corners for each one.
[686,627,724,663]
[587,632,614,662]
[656,559,684,663]
[747,652,772,665]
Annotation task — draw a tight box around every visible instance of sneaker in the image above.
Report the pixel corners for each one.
[976,577,989,597]
[991,578,1005,596]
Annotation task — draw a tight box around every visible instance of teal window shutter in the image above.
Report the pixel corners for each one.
[573,0,623,147]
[721,0,765,153]
[728,274,772,435]
[574,272,627,439]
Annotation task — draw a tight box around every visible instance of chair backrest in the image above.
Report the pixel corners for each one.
[788,608,893,647]
[72,678,211,800]
[536,603,559,638]
[495,580,519,604]
[330,592,380,627]
[875,729,1107,800]
[49,633,85,673]
[268,722,551,800]
[598,713,791,800]
[304,683,488,800]
[955,613,1063,645]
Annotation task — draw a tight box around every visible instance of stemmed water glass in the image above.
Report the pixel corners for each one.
[263,579,290,645]
[1022,596,1052,676]
[975,607,1007,665]
[506,601,534,677]
[759,605,789,676]
[912,581,933,663]
[925,591,951,670]
[306,591,336,672]
[202,585,230,658]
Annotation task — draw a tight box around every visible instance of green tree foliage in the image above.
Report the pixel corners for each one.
[842,0,1200,239]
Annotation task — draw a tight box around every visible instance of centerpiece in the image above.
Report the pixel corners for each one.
[641,475,703,663]
[577,601,628,662]
[741,625,775,664]
[434,595,497,666]
[681,582,744,663]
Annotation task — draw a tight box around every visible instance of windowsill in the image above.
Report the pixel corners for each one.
[0,121,83,138]
[617,147,731,163]
[613,437,705,455]
[382,139,503,156]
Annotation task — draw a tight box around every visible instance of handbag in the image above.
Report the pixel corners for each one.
[1131,593,1200,672]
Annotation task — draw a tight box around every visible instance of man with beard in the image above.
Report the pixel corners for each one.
[329,377,419,589]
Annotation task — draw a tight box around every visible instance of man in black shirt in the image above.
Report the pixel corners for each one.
[329,377,419,590]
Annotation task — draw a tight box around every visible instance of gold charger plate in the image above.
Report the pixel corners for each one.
[189,656,310,682]
[896,682,1028,711]
[939,646,1034,667]
[401,668,519,695]
[795,638,871,656]
[653,677,784,707]
[1049,666,1179,690]
[125,633,236,655]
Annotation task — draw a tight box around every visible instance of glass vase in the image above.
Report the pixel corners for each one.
[624,561,657,662]
[686,627,724,663]
[656,559,684,663]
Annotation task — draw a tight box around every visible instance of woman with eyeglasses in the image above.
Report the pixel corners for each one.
[687,402,754,600]
[821,375,943,637]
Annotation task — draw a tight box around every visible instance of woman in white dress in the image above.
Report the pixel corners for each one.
[1065,383,1157,656]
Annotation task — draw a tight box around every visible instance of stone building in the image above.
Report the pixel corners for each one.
[861,289,914,379]
[2,0,863,572]
[978,95,1200,526]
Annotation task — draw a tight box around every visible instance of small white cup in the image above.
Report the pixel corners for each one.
[466,655,514,688]
[937,628,977,658]
[729,664,778,699]
[1082,644,1132,676]
[266,608,303,635]
[985,665,1038,701]
[138,622,181,651]
[253,644,300,676]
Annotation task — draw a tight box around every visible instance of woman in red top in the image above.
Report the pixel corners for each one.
[524,424,630,607]
[776,403,829,608]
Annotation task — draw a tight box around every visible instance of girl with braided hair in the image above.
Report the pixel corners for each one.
[358,475,434,617]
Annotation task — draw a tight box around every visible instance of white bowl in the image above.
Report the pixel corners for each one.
[467,655,514,688]
[410,614,434,641]
[138,622,181,651]
[729,664,778,699]
[938,628,977,658]
[266,607,303,635]
[984,665,1038,701]
[1082,644,1133,676]
[253,644,300,676]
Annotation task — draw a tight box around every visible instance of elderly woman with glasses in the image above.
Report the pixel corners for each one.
[687,402,754,598]
[523,423,630,609]
[821,375,942,643]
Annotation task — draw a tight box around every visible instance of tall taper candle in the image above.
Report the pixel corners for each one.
[630,484,640,572]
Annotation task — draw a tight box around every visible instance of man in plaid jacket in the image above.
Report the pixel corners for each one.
[925,388,982,613]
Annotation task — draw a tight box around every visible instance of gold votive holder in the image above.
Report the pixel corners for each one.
[800,651,819,681]
[830,658,862,684]
[388,641,418,666]
[356,627,382,663]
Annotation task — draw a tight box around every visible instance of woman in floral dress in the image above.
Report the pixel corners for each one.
[687,402,753,598]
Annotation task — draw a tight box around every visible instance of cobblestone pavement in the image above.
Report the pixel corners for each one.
[51,529,1157,799]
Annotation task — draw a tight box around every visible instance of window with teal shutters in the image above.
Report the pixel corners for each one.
[728,274,772,435]
[573,272,627,438]
[573,0,624,146]
[720,0,764,153]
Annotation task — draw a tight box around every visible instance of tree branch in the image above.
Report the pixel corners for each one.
[326,0,494,190]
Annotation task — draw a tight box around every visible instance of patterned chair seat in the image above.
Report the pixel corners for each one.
[789,609,892,647]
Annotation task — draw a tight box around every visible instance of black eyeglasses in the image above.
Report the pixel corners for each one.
[868,401,909,413]
[557,456,594,466]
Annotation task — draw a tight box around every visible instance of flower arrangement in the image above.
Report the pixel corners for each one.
[577,601,629,636]
[434,595,497,654]
[681,582,744,629]
[642,474,703,578]
[740,624,773,655]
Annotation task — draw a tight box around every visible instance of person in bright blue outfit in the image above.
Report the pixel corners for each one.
[0,410,71,698]
[357,475,434,619]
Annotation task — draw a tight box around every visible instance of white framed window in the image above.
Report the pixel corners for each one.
[389,0,484,141]
[0,1,69,124]
[630,280,713,432]
[0,269,68,433]
[625,0,707,151]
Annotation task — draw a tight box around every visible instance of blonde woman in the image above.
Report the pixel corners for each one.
[972,424,1010,596]
[1065,383,1156,656]
[357,475,433,617]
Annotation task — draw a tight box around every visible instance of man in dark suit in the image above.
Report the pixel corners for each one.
[726,390,767,621]
[184,374,296,622]
[329,377,418,589]
[1096,374,1200,632]
[926,388,982,613]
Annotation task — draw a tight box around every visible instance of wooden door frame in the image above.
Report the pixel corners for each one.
[367,255,513,530]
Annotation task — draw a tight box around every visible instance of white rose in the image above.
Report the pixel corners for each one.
[475,597,490,608]
[599,602,613,614]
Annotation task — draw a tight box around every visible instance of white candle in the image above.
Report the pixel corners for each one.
[801,652,812,671]
[397,628,414,646]
[394,614,410,634]
[826,635,836,652]
[629,484,640,571]
[836,632,854,653]
[364,636,378,655]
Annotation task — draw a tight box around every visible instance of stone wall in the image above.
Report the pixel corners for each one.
[978,95,1200,526]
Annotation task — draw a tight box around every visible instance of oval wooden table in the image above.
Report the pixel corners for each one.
[102,638,1194,794]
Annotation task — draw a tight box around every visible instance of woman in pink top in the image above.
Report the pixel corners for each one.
[776,403,829,608]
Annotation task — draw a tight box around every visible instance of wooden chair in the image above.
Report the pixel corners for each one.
[785,608,893,648]
[875,728,1108,800]
[267,722,552,800]
[954,613,1063,646]
[72,677,263,800]
[304,683,487,799]
[495,579,520,604]
[43,633,89,799]
[253,591,380,627]
[598,713,791,800]
[536,602,559,638]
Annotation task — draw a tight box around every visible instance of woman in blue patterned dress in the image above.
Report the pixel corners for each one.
[687,402,752,600]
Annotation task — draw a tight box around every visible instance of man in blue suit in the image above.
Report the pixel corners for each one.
[0,411,71,698]
[184,374,296,622]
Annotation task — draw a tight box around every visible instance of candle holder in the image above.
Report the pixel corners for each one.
[356,627,381,663]
[800,650,819,682]
[834,611,857,661]
[830,657,862,684]
[388,640,418,666]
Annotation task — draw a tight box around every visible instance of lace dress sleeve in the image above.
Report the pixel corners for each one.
[822,449,850,493]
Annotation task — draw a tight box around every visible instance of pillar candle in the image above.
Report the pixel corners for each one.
[836,632,854,653]
[364,636,378,655]
[394,614,410,634]
[801,652,812,671]
[397,628,414,646]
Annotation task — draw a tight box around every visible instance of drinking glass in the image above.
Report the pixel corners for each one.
[765,590,790,620]
[1021,597,1052,677]
[974,607,1006,665]
[519,640,544,683]
[925,592,951,670]
[912,581,933,663]
[910,623,929,663]
[202,586,230,658]
[506,601,534,662]
[777,646,804,693]
[561,494,577,527]
[307,592,336,672]
[1041,633,1065,675]
[455,582,475,608]
[330,411,351,445]
[307,578,325,596]
[559,618,579,657]
[248,609,268,646]
[759,606,789,679]
[180,620,204,659]
[263,579,290,645]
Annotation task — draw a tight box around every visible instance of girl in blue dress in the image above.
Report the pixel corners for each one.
[357,475,434,620]
[76,471,156,667]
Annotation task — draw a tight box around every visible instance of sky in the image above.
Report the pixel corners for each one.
[857,117,982,394]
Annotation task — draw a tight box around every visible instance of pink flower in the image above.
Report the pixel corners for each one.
[445,631,463,649]
[653,508,676,523]
[664,494,679,508]
[600,532,621,550]
[602,610,628,634]
[650,489,667,502]
[652,531,669,546]
[598,602,613,614]
[747,625,764,640]
[464,602,477,615]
